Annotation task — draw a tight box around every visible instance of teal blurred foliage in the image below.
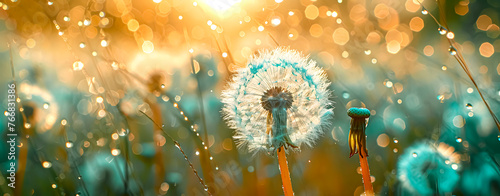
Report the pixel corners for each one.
[461,152,500,195]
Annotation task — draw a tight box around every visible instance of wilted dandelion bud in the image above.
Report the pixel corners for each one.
[347,107,370,158]
[222,47,334,154]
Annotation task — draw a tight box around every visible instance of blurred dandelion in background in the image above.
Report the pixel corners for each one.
[222,47,333,154]
[397,141,460,195]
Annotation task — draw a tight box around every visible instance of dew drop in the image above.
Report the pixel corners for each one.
[118,128,129,136]
[73,61,84,71]
[465,103,472,109]
[364,50,371,55]
[79,42,85,48]
[96,96,104,103]
[342,92,350,99]
[438,26,448,35]
[162,95,169,102]
[448,46,457,55]
[100,39,109,47]
[63,16,70,22]
[456,137,462,143]
[48,1,53,5]
[385,80,393,88]
[65,141,73,148]
[43,103,49,109]
[412,152,418,157]
[393,138,398,143]
[446,32,455,39]
[42,161,52,168]
[83,19,91,26]
[421,8,428,15]
[111,148,120,156]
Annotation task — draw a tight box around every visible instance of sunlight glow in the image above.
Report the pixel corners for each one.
[201,0,241,12]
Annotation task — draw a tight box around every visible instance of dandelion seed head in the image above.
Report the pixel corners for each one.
[397,141,460,195]
[222,47,334,154]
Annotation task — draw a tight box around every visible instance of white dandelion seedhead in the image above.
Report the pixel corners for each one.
[397,141,460,196]
[221,47,334,154]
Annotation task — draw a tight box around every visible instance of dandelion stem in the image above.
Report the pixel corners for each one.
[359,151,374,196]
[277,146,294,196]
